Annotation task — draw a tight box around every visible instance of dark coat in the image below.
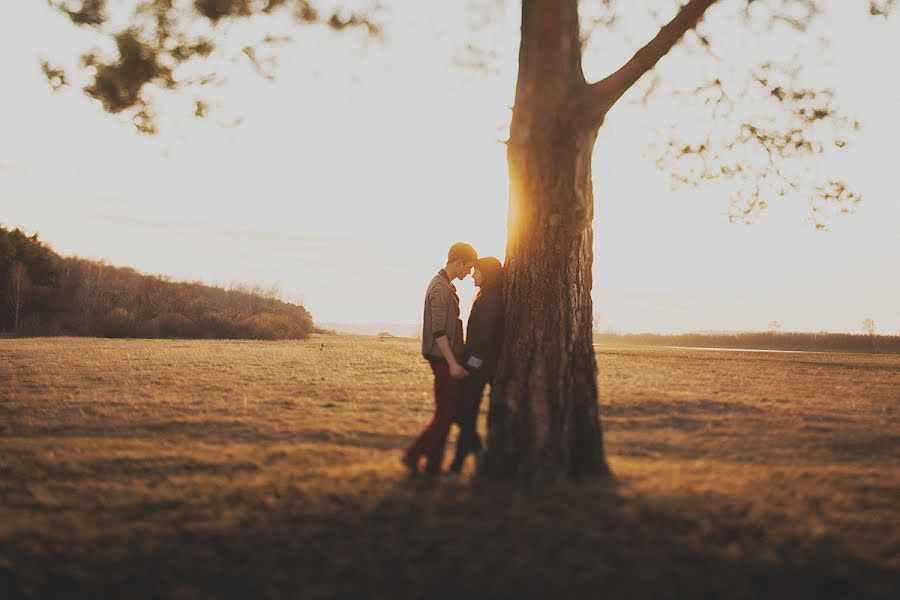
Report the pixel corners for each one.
[463,286,504,377]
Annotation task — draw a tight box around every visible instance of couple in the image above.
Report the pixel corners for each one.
[402,242,504,477]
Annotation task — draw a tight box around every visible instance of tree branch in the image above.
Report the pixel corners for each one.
[579,0,718,128]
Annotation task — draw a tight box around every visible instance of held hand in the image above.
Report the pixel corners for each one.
[449,362,469,380]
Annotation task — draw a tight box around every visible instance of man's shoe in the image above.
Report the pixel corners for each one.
[401,454,418,475]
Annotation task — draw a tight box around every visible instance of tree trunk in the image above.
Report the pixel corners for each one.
[12,262,26,334]
[481,0,610,482]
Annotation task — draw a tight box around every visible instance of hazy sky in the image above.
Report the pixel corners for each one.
[1,1,898,334]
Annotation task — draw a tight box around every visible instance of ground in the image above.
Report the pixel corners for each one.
[0,336,897,599]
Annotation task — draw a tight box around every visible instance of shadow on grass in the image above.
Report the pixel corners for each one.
[7,421,412,450]
[3,476,896,600]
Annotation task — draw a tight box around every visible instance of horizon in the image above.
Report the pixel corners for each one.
[3,221,896,337]
[2,1,899,334]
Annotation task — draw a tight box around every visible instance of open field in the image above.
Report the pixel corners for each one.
[1,336,898,599]
[593,332,900,354]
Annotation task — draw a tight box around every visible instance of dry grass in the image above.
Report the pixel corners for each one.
[0,336,898,599]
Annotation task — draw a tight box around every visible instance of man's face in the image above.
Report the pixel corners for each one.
[455,260,475,280]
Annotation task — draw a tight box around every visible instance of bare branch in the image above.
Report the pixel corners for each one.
[578,0,718,127]
[650,60,861,228]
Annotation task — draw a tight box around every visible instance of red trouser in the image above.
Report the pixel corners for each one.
[404,360,459,475]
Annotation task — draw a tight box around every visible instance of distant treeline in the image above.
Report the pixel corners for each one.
[593,331,900,354]
[0,226,314,339]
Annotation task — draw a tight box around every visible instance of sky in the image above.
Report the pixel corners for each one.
[1,1,898,334]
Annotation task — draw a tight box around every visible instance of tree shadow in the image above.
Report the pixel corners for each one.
[3,474,896,600]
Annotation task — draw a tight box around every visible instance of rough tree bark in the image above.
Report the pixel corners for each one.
[482,0,717,483]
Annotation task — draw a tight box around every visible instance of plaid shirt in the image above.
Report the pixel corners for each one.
[421,269,464,362]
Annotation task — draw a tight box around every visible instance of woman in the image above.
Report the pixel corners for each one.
[448,256,504,475]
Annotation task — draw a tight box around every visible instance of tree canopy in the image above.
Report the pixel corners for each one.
[0,225,315,338]
[40,1,896,223]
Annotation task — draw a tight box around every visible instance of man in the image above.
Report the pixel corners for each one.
[403,242,477,476]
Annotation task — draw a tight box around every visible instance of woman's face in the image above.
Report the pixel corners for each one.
[473,267,484,287]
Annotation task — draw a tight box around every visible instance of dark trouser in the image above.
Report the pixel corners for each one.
[404,360,458,475]
[449,374,488,473]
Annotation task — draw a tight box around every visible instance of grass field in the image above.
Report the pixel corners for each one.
[1,336,898,599]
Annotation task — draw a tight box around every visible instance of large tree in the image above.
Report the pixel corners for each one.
[42,0,895,482]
